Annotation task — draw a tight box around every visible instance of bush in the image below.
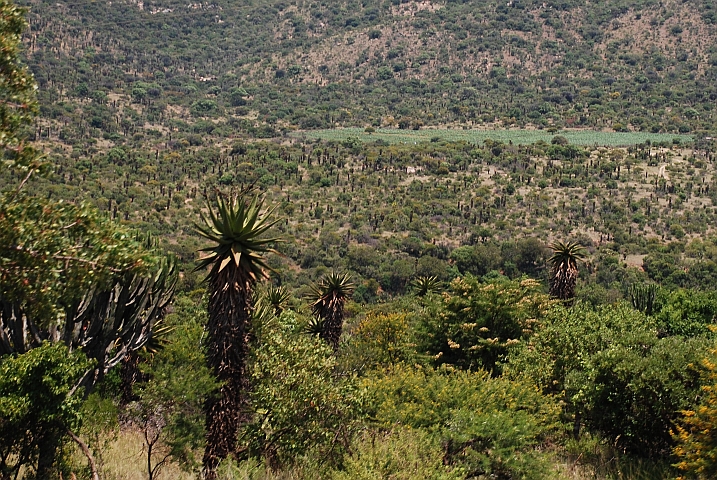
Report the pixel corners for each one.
[507,302,710,456]
[366,365,560,479]
[674,346,717,479]
[333,428,463,480]
[655,289,717,337]
[341,312,415,374]
[240,311,364,468]
[416,275,553,374]
[0,343,93,478]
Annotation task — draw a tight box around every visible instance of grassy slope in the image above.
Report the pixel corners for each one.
[295,128,693,146]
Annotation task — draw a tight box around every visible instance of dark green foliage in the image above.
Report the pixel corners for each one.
[507,302,710,456]
[655,289,717,337]
[416,275,552,374]
[367,365,560,479]
[0,343,93,479]
[0,193,153,329]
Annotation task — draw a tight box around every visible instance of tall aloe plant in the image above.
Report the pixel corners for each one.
[194,192,279,479]
[310,272,354,352]
[548,241,586,303]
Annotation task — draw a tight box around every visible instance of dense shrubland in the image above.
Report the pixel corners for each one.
[17,0,717,140]
[6,0,717,478]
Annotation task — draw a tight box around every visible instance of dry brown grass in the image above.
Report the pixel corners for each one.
[65,429,671,480]
[91,429,194,480]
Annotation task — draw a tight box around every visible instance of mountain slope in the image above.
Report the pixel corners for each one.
[18,0,717,137]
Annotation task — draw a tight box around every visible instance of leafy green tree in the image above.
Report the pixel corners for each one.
[655,289,717,337]
[310,271,355,352]
[417,275,552,374]
[0,343,92,479]
[240,310,362,469]
[0,196,177,476]
[342,312,415,374]
[507,302,709,455]
[193,192,279,479]
[548,241,586,302]
[0,0,39,174]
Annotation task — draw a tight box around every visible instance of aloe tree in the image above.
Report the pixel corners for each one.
[548,241,586,303]
[263,285,291,316]
[412,275,441,297]
[194,193,279,479]
[310,272,354,352]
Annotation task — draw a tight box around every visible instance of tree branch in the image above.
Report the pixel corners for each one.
[66,429,100,480]
[13,167,35,195]
[4,244,132,273]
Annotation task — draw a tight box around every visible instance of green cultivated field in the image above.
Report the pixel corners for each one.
[294,128,693,146]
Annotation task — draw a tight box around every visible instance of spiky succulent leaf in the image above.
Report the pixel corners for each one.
[548,241,586,273]
[310,272,355,312]
[412,275,441,297]
[193,194,281,280]
[310,272,354,351]
[263,285,292,315]
[304,316,325,336]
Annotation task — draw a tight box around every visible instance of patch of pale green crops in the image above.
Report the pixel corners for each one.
[292,128,693,147]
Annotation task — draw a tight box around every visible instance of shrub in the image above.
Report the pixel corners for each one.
[333,428,463,480]
[416,275,553,374]
[674,346,717,479]
[655,289,717,337]
[0,343,93,478]
[240,311,364,468]
[366,365,560,479]
[507,302,710,456]
[342,312,415,374]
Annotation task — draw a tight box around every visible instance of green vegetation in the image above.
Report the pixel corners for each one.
[6,0,717,478]
[296,128,694,146]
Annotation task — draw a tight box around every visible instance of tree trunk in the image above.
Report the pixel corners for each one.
[36,425,62,479]
[203,268,252,479]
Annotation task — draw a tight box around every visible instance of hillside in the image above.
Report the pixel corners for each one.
[3,0,716,298]
[7,2,717,479]
[17,0,717,139]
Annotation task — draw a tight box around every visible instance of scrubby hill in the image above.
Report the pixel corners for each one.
[6,0,717,300]
[17,0,717,139]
